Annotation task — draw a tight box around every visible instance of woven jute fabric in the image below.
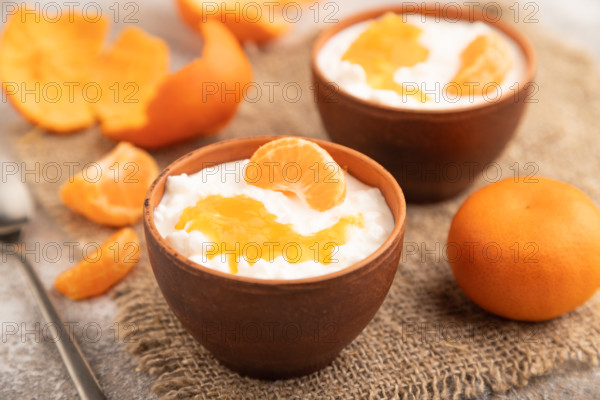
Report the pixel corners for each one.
[12,15,600,400]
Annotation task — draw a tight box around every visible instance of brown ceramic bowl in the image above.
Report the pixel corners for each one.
[143,137,406,379]
[312,5,537,202]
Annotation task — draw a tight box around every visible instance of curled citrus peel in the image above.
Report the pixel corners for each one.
[99,19,252,148]
[54,228,140,300]
[0,8,252,148]
[60,142,159,227]
[448,33,513,97]
[0,7,108,132]
[244,137,347,212]
[176,0,291,43]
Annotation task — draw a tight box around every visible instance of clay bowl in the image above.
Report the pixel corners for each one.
[312,5,537,202]
[143,136,406,379]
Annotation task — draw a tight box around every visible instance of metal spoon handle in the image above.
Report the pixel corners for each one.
[16,251,106,400]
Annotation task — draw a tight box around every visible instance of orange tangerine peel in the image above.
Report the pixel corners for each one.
[54,228,140,300]
[245,137,347,212]
[92,27,169,134]
[0,7,108,133]
[176,194,363,274]
[98,19,253,148]
[176,0,290,43]
[448,177,600,321]
[60,142,159,227]
[1,10,252,147]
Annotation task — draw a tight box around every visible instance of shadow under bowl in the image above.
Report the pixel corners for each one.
[143,136,406,379]
[311,5,537,202]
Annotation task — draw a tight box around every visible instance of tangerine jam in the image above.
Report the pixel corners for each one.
[175,194,364,274]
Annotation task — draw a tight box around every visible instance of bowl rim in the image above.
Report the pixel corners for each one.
[311,4,538,115]
[143,136,406,287]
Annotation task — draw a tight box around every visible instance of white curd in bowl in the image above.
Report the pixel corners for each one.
[154,160,394,280]
[317,14,526,109]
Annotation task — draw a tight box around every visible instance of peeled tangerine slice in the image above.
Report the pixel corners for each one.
[448,33,513,97]
[96,19,253,148]
[176,0,290,43]
[54,228,140,300]
[342,12,429,101]
[60,142,159,227]
[0,7,108,132]
[244,137,347,212]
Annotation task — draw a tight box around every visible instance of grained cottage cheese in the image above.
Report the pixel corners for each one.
[317,14,526,109]
[154,160,394,280]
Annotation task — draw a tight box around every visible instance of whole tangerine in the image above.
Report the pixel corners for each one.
[447,177,600,321]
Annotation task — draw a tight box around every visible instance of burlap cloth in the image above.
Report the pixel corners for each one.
[12,14,600,400]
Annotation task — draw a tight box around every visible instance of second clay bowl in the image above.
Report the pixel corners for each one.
[312,5,537,202]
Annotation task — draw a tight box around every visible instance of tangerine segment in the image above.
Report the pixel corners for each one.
[176,0,289,43]
[342,12,429,101]
[54,228,140,300]
[245,137,347,212]
[448,177,600,322]
[176,194,364,274]
[100,19,252,148]
[92,27,169,133]
[60,142,159,227]
[0,7,108,133]
[448,33,513,96]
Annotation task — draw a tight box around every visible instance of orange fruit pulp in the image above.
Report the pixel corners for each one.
[447,177,600,321]
[60,142,159,227]
[54,228,140,300]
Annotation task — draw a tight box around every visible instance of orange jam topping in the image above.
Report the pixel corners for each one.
[448,33,513,96]
[175,195,364,274]
[342,12,429,101]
